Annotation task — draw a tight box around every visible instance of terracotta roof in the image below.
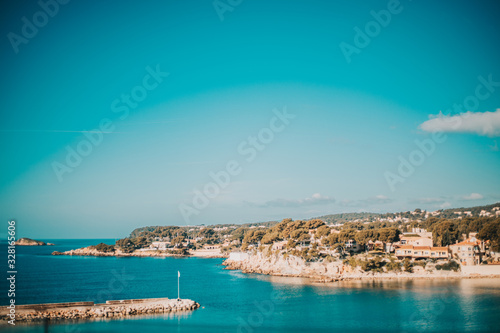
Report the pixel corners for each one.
[396,245,448,252]
[400,236,429,240]
[431,247,448,251]
[452,238,480,247]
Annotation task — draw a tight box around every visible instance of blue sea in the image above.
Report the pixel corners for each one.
[1,239,500,333]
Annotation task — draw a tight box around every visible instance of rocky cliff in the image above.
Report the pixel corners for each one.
[223,252,465,281]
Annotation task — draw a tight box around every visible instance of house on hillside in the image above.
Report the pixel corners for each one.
[395,245,448,260]
[400,236,433,247]
[272,240,287,251]
[409,228,433,239]
[150,241,170,250]
[366,240,385,252]
[345,240,362,253]
[449,234,486,265]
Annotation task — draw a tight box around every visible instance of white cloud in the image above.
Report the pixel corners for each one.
[409,197,446,205]
[419,109,500,137]
[461,193,484,200]
[250,193,336,208]
[366,195,392,204]
[340,195,393,207]
[439,202,452,209]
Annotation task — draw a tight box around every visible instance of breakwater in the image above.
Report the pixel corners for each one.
[0,298,200,323]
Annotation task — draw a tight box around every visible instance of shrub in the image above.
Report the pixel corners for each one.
[324,255,336,263]
[436,260,460,272]
[386,259,401,272]
[286,239,297,249]
[403,258,413,273]
[91,243,115,253]
[346,256,384,272]
[414,261,426,268]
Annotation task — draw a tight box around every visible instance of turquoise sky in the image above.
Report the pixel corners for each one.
[1,0,499,238]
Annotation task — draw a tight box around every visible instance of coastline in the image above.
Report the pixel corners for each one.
[223,252,500,283]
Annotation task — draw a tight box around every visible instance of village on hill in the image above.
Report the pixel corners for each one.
[70,203,500,277]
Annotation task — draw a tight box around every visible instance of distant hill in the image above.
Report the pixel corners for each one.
[312,202,500,225]
[128,202,500,238]
[434,202,500,219]
[312,212,382,224]
[241,220,279,228]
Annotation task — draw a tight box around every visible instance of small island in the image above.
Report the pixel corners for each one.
[15,238,54,246]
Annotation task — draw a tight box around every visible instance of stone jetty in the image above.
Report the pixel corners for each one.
[0,298,200,323]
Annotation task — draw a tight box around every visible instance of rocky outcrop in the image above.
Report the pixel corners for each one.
[0,298,199,323]
[53,246,118,257]
[52,246,187,257]
[224,252,345,281]
[223,252,466,282]
[53,246,226,258]
[15,238,53,246]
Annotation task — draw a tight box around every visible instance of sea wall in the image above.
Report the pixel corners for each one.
[0,298,199,323]
[462,264,500,275]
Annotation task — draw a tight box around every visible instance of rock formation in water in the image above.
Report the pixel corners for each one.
[15,238,54,246]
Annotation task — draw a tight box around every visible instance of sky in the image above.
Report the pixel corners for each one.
[1,0,499,239]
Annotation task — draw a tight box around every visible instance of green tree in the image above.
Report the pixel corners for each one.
[115,238,136,253]
[478,219,500,251]
[403,258,413,273]
[92,243,115,253]
[304,219,326,229]
[316,225,331,238]
[324,233,339,247]
[243,229,266,245]
[377,228,401,243]
[231,227,247,241]
[261,231,281,245]
[432,220,459,246]
[338,229,356,242]
[290,228,309,240]
[171,236,185,248]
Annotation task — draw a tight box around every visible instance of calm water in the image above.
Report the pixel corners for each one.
[1,239,500,333]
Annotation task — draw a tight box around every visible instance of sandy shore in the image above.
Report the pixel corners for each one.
[189,248,227,258]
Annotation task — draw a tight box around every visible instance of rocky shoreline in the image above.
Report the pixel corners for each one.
[52,246,227,258]
[0,298,200,323]
[223,252,500,282]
